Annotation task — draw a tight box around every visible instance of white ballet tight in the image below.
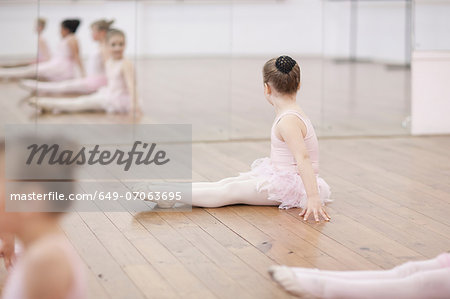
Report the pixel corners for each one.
[270,253,450,299]
[192,174,276,208]
[0,63,72,81]
[21,78,97,95]
[33,94,106,113]
[0,64,38,79]
[292,255,447,280]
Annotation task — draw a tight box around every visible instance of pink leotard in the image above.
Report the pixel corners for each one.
[37,36,51,63]
[247,110,331,209]
[37,35,76,81]
[100,58,131,113]
[270,110,320,174]
[86,47,104,77]
[83,47,107,91]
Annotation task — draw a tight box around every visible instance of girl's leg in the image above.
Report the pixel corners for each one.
[32,94,105,113]
[0,61,33,68]
[193,173,253,190]
[0,65,37,79]
[287,253,450,280]
[21,78,93,95]
[20,78,102,95]
[132,174,269,208]
[192,176,275,208]
[270,266,450,299]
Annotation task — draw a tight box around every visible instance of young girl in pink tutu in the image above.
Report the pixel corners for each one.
[0,140,86,299]
[0,19,83,81]
[270,252,450,298]
[20,19,114,95]
[191,56,331,221]
[31,28,139,115]
[136,56,330,221]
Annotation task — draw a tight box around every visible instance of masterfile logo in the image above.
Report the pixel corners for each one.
[26,141,170,171]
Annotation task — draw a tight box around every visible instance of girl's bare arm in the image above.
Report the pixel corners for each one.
[69,37,85,77]
[38,37,51,62]
[277,115,330,222]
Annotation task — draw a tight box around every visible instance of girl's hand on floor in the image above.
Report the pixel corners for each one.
[300,196,330,222]
[0,234,16,270]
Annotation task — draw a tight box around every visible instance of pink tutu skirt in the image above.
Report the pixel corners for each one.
[245,157,332,209]
[37,58,75,81]
[96,87,131,114]
[84,75,107,93]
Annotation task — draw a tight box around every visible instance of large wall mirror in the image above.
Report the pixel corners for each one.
[0,0,441,140]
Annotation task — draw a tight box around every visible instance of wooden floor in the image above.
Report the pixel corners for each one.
[2,135,449,299]
[62,136,450,298]
[1,58,449,299]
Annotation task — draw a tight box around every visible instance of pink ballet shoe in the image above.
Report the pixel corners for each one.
[27,97,53,114]
[27,100,44,114]
[27,99,43,114]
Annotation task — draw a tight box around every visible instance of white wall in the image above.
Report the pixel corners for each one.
[323,1,351,59]
[414,1,450,51]
[0,1,139,58]
[140,3,232,56]
[411,51,450,135]
[356,1,407,64]
[0,0,448,64]
[0,0,324,58]
[230,0,323,56]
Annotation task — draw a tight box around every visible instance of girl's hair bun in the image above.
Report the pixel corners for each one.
[91,19,115,31]
[275,56,297,74]
[62,19,81,33]
[263,56,300,94]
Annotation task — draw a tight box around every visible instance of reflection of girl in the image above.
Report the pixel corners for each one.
[0,140,87,299]
[32,29,140,115]
[270,253,450,298]
[0,19,83,81]
[36,18,52,63]
[21,19,114,95]
[0,18,50,68]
